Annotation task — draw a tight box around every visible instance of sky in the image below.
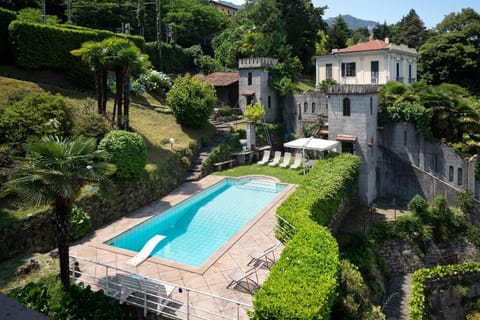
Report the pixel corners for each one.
[227,0,480,29]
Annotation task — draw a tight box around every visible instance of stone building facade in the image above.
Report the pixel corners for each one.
[238,57,478,205]
[238,58,280,123]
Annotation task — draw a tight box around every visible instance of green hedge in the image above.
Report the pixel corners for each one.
[252,153,361,319]
[0,7,16,64]
[145,42,194,74]
[8,21,145,86]
[409,262,480,320]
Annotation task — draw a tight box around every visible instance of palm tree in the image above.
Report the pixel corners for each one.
[100,37,150,130]
[2,136,115,289]
[71,41,108,115]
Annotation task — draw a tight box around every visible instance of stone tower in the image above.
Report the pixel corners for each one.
[327,85,380,205]
[238,58,279,123]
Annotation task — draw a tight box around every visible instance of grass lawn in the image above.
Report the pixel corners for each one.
[215,163,306,185]
[0,252,59,294]
[296,76,316,92]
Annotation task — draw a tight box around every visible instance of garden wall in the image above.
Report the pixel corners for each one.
[0,174,183,261]
[379,238,478,275]
[410,263,480,320]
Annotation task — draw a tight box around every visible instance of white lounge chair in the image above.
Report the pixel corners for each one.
[115,273,175,316]
[227,261,264,292]
[257,150,271,165]
[268,151,282,166]
[247,242,281,268]
[289,153,303,169]
[279,152,292,168]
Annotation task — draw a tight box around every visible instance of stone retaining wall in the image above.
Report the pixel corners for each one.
[378,238,478,275]
[0,175,183,261]
[426,272,480,320]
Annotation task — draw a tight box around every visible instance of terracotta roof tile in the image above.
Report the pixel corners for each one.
[336,39,390,54]
[336,134,357,142]
[200,72,239,87]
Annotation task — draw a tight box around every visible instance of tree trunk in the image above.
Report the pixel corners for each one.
[123,68,130,130]
[55,197,73,290]
[115,70,124,129]
[94,64,102,114]
[101,69,108,115]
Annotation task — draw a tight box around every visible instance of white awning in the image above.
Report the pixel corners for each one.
[283,137,340,152]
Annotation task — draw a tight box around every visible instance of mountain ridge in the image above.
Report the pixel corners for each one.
[326,14,378,30]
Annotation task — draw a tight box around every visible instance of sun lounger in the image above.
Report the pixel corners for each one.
[115,273,175,316]
[227,261,264,292]
[289,153,303,169]
[247,242,281,268]
[268,151,282,167]
[257,150,271,165]
[279,152,292,168]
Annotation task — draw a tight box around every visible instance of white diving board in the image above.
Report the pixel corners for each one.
[127,235,166,267]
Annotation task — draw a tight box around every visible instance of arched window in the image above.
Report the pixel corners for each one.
[312,102,316,113]
[247,72,252,85]
[343,98,350,116]
[304,102,308,113]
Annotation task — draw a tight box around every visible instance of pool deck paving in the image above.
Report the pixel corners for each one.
[70,175,296,320]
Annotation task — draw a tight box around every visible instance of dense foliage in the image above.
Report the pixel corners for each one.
[212,0,326,73]
[73,113,111,142]
[378,81,480,156]
[70,205,92,240]
[144,42,194,74]
[419,8,480,95]
[332,259,385,320]
[0,7,16,63]
[166,74,216,128]
[10,275,136,319]
[253,153,360,319]
[70,0,228,47]
[98,130,147,180]
[0,92,74,151]
[371,193,480,255]
[9,20,144,87]
[409,262,480,320]
[243,102,266,122]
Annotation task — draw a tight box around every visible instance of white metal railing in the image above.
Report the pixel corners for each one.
[69,256,253,320]
[275,214,296,243]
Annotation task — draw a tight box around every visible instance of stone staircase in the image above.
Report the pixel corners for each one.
[184,120,234,182]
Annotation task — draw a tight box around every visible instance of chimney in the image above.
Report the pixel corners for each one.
[384,37,390,44]
[368,35,374,41]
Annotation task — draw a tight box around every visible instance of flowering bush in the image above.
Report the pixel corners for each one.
[138,69,172,95]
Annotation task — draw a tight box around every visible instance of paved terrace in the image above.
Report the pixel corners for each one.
[70,175,296,319]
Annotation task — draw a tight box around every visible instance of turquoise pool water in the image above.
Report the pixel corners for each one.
[106,178,286,267]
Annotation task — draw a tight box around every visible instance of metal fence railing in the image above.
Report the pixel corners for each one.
[69,256,253,320]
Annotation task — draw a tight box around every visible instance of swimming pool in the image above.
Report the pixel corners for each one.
[106,177,286,268]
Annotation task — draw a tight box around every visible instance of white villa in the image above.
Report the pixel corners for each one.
[315,37,418,86]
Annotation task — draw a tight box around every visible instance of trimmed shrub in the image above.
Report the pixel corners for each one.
[73,113,111,142]
[0,92,74,150]
[98,130,147,180]
[9,21,145,87]
[166,73,216,128]
[0,7,16,63]
[144,42,194,74]
[252,153,361,319]
[410,262,480,320]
